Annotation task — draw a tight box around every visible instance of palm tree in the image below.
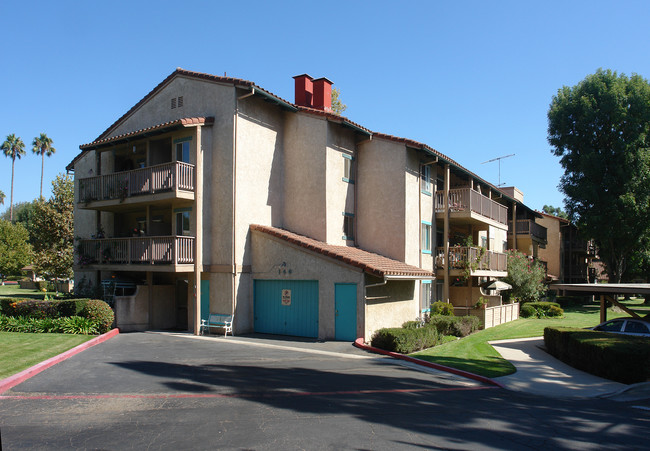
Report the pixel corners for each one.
[32,133,56,199]
[1,134,26,221]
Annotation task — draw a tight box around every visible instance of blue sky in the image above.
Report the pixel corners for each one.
[2,0,649,213]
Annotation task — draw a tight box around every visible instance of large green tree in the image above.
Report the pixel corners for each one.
[0,220,32,283]
[548,69,650,282]
[31,174,74,283]
[1,134,26,221]
[542,205,568,219]
[0,190,4,205]
[32,133,56,200]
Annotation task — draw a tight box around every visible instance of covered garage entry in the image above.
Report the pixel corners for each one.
[253,279,319,338]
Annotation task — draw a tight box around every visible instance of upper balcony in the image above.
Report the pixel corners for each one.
[508,219,547,245]
[435,188,508,229]
[77,161,195,210]
[75,236,195,273]
[435,246,508,277]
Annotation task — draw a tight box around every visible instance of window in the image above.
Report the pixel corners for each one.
[421,221,432,253]
[176,211,191,236]
[175,139,190,163]
[481,236,488,249]
[624,321,650,334]
[421,165,431,194]
[421,281,432,312]
[342,212,354,240]
[342,154,354,183]
[595,320,623,332]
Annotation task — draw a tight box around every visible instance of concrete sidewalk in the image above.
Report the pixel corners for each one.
[490,337,650,400]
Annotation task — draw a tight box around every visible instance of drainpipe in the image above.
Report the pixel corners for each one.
[443,164,450,303]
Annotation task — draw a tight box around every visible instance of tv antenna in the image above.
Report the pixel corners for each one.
[481,154,515,187]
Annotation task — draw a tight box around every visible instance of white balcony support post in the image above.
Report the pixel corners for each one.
[193,124,204,335]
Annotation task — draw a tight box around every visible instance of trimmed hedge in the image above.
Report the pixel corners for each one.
[371,326,441,354]
[544,326,650,384]
[520,303,536,318]
[80,299,114,333]
[0,298,91,318]
[426,315,479,337]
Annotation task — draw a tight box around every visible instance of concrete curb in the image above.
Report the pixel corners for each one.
[0,328,120,394]
[354,338,505,388]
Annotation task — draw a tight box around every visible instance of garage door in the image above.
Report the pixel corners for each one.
[254,280,319,338]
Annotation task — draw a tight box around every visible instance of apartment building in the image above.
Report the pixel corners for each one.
[68,69,544,339]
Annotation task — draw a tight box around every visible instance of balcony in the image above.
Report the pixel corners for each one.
[435,246,508,275]
[508,220,547,244]
[76,236,194,272]
[78,161,195,209]
[436,188,508,228]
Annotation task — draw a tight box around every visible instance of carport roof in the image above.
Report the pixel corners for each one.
[251,224,435,279]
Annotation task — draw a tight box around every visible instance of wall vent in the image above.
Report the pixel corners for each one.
[171,97,177,109]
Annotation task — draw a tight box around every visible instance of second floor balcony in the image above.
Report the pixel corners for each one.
[435,246,508,275]
[436,188,508,228]
[76,236,194,272]
[508,219,547,244]
[78,161,195,208]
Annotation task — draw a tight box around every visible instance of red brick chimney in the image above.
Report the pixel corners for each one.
[313,77,333,112]
[293,74,314,108]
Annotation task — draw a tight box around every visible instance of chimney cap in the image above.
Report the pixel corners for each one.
[313,77,334,85]
[293,73,314,80]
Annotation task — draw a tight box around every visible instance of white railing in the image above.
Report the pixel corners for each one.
[435,188,508,225]
[77,236,194,266]
[78,161,195,203]
[435,246,507,272]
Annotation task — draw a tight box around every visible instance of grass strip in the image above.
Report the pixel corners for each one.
[0,332,93,379]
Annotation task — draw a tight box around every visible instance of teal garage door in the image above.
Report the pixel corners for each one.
[254,280,319,338]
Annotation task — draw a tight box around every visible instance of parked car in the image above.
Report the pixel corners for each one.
[591,318,650,337]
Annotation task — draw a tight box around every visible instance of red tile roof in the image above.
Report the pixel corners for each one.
[80,117,214,150]
[251,224,435,279]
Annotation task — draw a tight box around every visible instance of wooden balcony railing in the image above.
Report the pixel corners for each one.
[77,236,194,266]
[508,220,547,243]
[435,188,508,226]
[435,246,507,272]
[78,161,195,203]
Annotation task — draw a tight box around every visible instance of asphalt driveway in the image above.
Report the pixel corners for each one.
[1,332,648,450]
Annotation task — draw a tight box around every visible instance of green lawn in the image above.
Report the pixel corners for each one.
[0,284,58,299]
[412,300,648,379]
[0,332,93,379]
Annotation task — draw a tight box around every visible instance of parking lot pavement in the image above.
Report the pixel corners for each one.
[1,332,648,450]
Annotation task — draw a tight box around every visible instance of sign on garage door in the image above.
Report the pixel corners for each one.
[254,280,319,338]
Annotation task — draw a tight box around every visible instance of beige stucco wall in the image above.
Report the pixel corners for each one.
[251,230,365,340]
[365,277,418,339]
[325,123,356,245]
[283,112,327,241]
[357,138,407,261]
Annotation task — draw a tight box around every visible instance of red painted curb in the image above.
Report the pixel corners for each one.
[354,338,505,388]
[0,328,120,394]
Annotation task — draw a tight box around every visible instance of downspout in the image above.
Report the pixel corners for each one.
[443,164,450,303]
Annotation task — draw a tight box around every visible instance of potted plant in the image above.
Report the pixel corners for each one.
[474,296,489,309]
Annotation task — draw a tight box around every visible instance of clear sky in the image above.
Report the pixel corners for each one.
[2,0,649,213]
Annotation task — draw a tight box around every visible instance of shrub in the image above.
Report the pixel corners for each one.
[0,315,99,334]
[402,320,421,329]
[426,315,479,337]
[520,303,536,318]
[547,305,564,317]
[544,326,650,384]
[80,299,114,333]
[430,301,454,316]
[502,250,546,302]
[371,326,440,354]
[12,299,59,319]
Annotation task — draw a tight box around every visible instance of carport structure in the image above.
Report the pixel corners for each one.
[550,283,650,323]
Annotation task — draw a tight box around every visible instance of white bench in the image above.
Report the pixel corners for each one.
[200,313,234,336]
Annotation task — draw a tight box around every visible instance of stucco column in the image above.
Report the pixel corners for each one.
[443,164,450,303]
[193,125,204,335]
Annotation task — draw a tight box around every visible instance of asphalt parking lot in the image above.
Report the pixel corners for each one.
[1,332,648,450]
